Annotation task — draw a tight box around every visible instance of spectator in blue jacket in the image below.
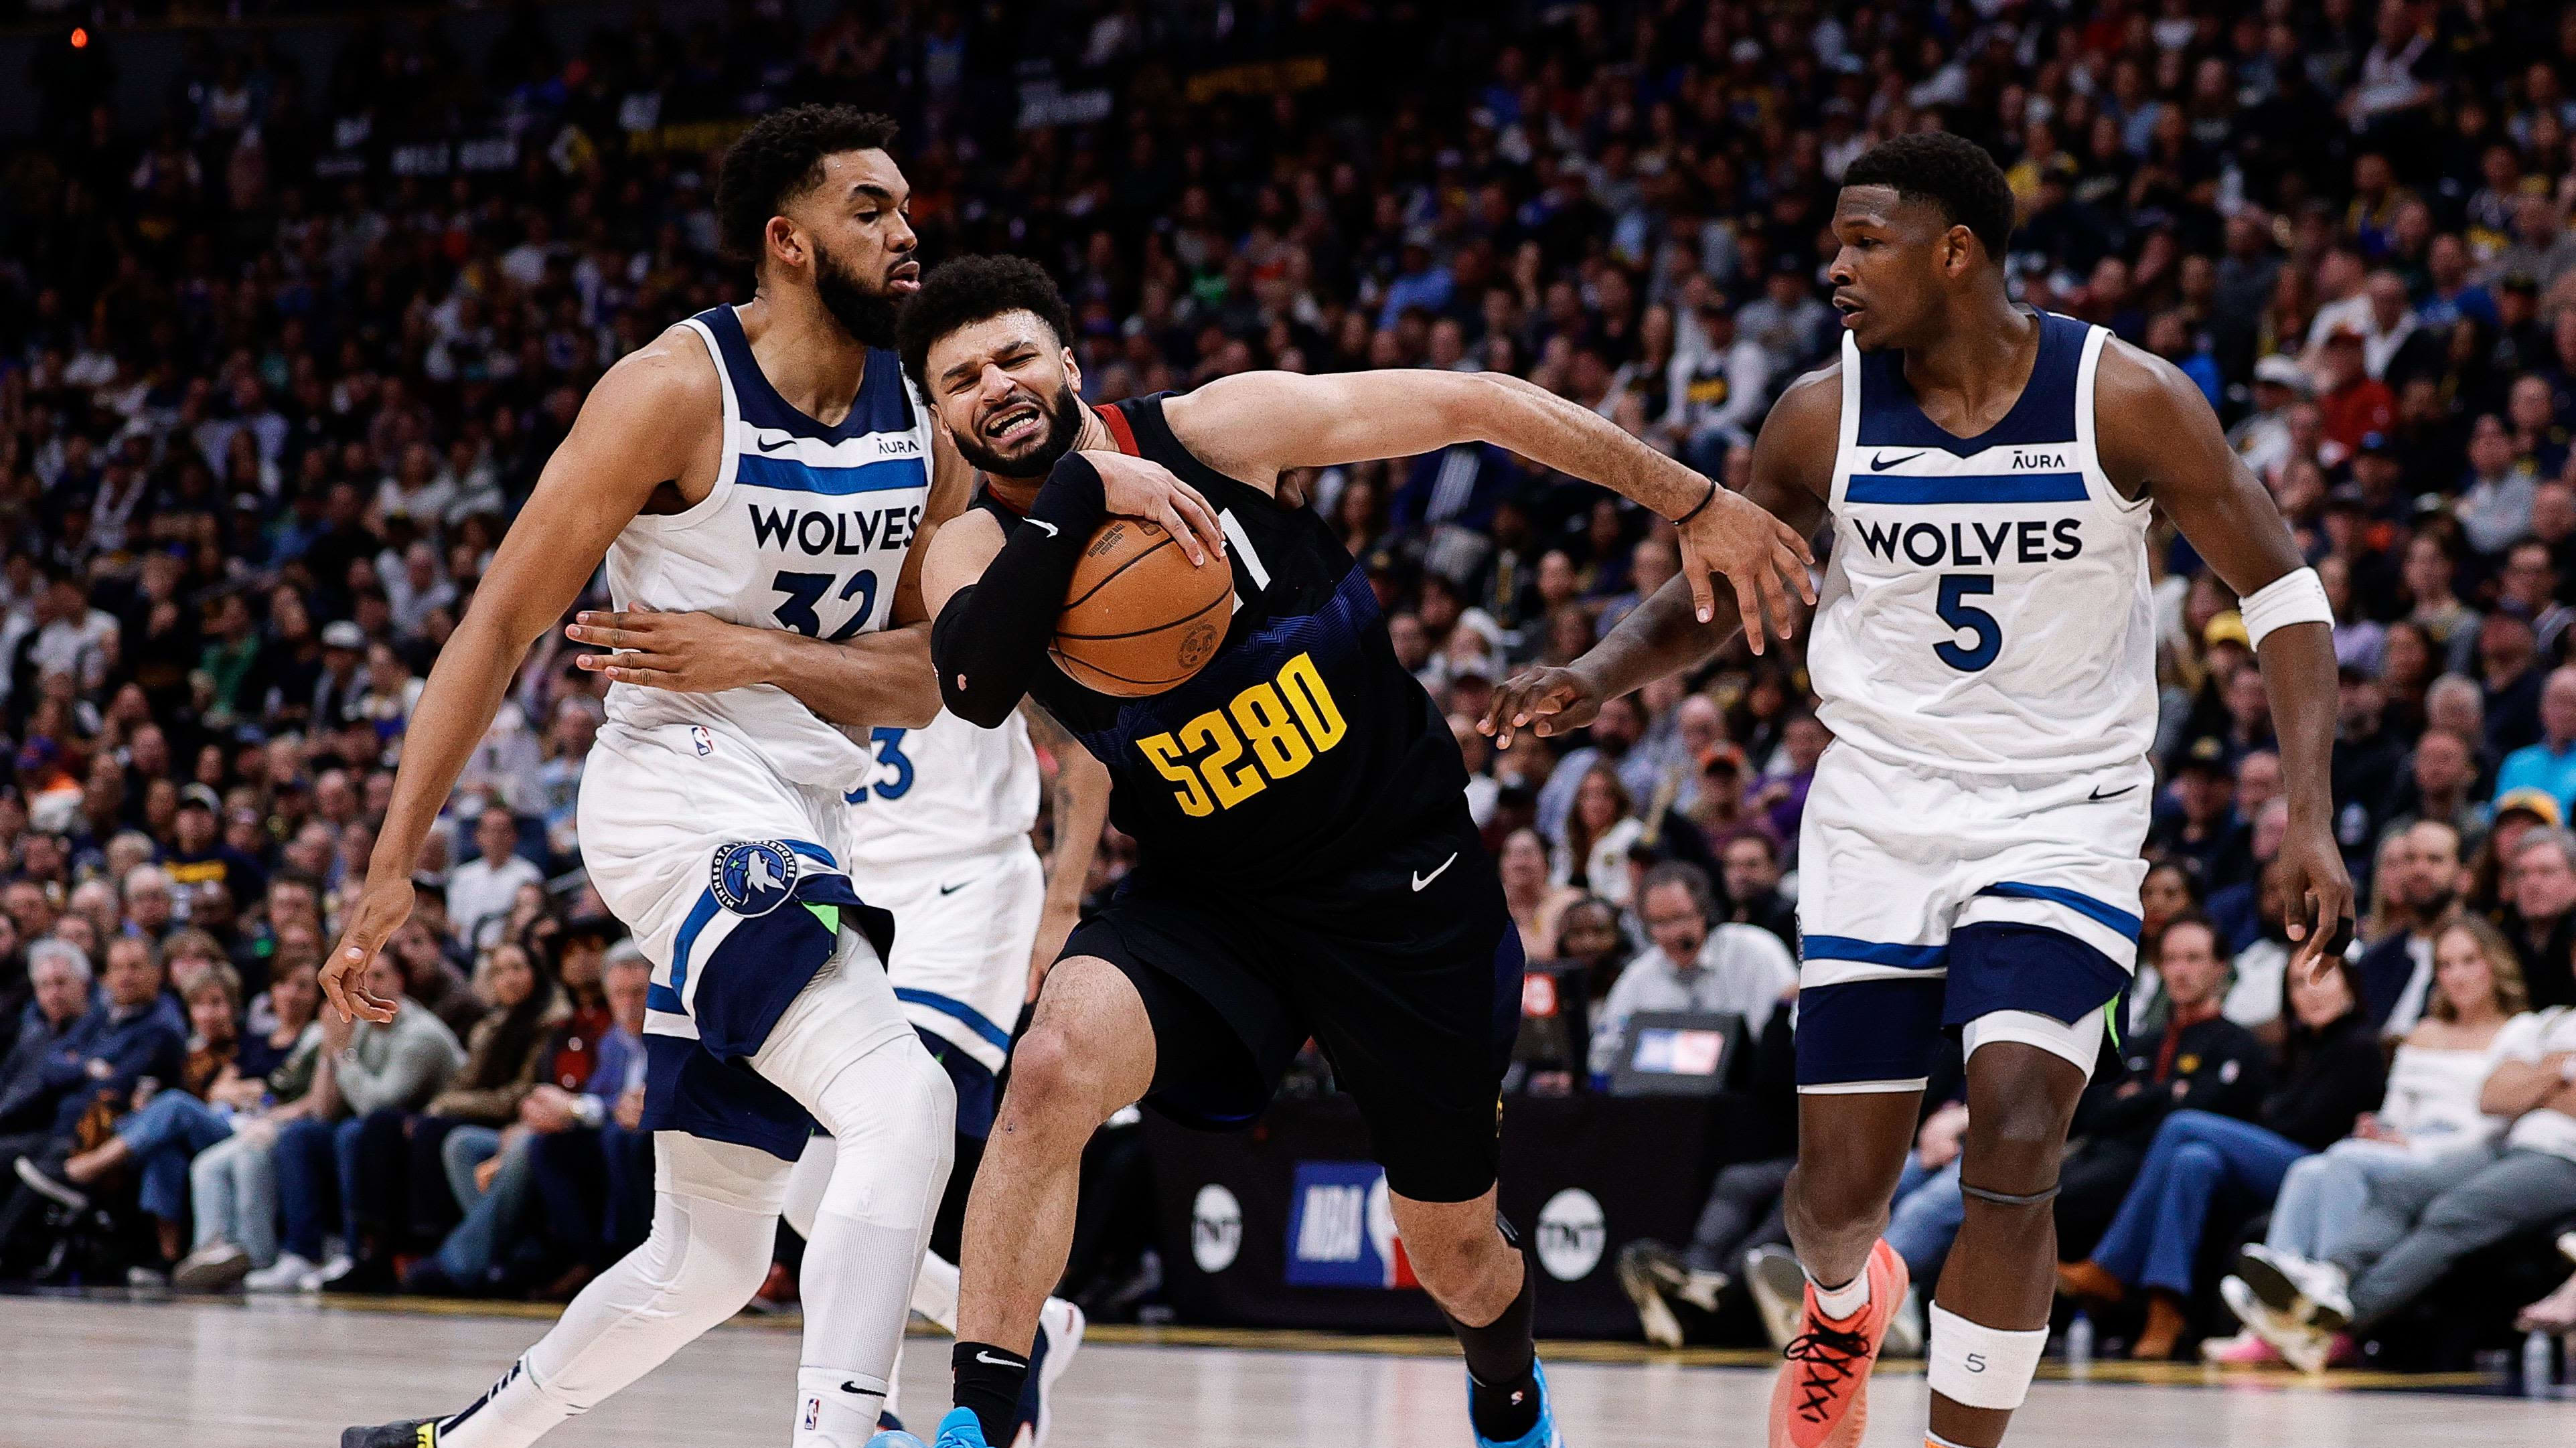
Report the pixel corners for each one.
[0,934,184,1259]
[0,941,98,1138]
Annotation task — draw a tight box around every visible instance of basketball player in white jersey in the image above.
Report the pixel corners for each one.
[781,704,1109,1445]
[1483,133,2351,1448]
[315,107,1095,1448]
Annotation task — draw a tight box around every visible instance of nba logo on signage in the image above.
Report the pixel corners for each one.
[1285,1161,1417,1289]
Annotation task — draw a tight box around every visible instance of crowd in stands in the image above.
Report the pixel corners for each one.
[2,0,2576,1368]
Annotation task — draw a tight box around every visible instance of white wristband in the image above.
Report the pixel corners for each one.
[2238,566,2333,651]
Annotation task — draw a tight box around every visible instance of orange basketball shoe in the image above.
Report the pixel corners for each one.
[1766,1239,1909,1448]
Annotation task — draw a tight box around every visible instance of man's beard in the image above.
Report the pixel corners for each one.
[950,380,1084,477]
[813,244,899,348]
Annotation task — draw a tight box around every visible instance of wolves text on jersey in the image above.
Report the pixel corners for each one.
[1853,516,2083,569]
[748,501,923,558]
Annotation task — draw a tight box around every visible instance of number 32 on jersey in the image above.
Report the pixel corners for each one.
[1134,652,1346,816]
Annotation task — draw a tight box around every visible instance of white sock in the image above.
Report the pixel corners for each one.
[1809,1267,1871,1321]
[794,1365,888,1448]
[437,1358,576,1448]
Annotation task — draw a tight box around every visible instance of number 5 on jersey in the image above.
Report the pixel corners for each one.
[1134,652,1346,816]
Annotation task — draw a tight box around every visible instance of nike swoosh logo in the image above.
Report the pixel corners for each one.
[1412,852,1458,892]
[974,1351,1020,1368]
[838,1382,883,1397]
[939,881,968,896]
[1870,451,1927,471]
[755,435,794,453]
[2088,783,2139,801]
[1025,517,1060,538]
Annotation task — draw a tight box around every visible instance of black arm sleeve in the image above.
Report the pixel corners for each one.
[931,451,1110,728]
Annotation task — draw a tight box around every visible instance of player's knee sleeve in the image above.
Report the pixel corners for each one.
[795,1046,954,1437]
[1926,1305,2048,1411]
[812,1037,956,1229]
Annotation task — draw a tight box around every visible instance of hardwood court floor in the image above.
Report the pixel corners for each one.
[3,1294,2571,1448]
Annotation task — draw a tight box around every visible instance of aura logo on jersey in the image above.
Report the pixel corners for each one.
[1134,651,1349,817]
[1284,1161,1416,1289]
[708,839,800,916]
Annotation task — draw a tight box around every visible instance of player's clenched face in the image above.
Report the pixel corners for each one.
[1827,184,1974,352]
[924,311,1086,478]
[777,149,920,347]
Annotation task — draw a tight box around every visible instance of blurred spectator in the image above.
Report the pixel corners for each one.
[2240,997,2576,1372]
[1498,827,1582,961]
[171,959,328,1291]
[390,916,484,1042]
[252,953,460,1293]
[1586,862,1795,1080]
[2497,827,2576,1011]
[1556,765,1645,908]
[2355,820,2465,1033]
[0,935,183,1263]
[2058,915,2271,1260]
[2218,916,2524,1364]
[2058,955,2383,1360]
[448,806,543,952]
[400,942,563,1268]
[1714,831,1796,953]
[13,963,249,1272]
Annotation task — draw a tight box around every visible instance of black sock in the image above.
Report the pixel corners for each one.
[952,1340,1029,1444]
[1450,1224,1540,1443]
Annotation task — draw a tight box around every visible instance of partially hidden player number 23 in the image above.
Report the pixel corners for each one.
[1134,651,1347,816]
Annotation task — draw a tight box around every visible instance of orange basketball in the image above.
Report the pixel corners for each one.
[1049,515,1235,697]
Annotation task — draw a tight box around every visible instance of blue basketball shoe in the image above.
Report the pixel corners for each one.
[931,1408,991,1448]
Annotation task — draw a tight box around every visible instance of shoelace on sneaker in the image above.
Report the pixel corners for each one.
[1783,1320,1876,1423]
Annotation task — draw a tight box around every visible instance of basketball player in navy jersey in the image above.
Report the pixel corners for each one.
[891,255,1813,1448]
[1484,133,2352,1448]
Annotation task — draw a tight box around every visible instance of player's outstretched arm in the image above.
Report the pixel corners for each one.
[921,448,1219,728]
[1480,368,1836,750]
[560,424,980,728]
[2099,341,2354,974]
[321,335,714,1024]
[1165,368,1815,641]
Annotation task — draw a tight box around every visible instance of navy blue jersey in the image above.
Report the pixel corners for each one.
[974,393,1467,887]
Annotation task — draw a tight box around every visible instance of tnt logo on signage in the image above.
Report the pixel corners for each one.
[1285,1161,1417,1289]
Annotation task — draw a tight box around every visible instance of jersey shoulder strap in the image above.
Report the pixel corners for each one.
[1108,392,1276,512]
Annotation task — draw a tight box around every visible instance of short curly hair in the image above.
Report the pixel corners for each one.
[714,105,900,270]
[1841,131,2016,262]
[895,254,1075,388]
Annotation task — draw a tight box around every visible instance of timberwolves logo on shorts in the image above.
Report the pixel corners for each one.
[709,839,799,916]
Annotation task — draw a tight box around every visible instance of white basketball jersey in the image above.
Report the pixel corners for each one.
[1807,312,2155,775]
[842,710,1041,870]
[601,305,935,790]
